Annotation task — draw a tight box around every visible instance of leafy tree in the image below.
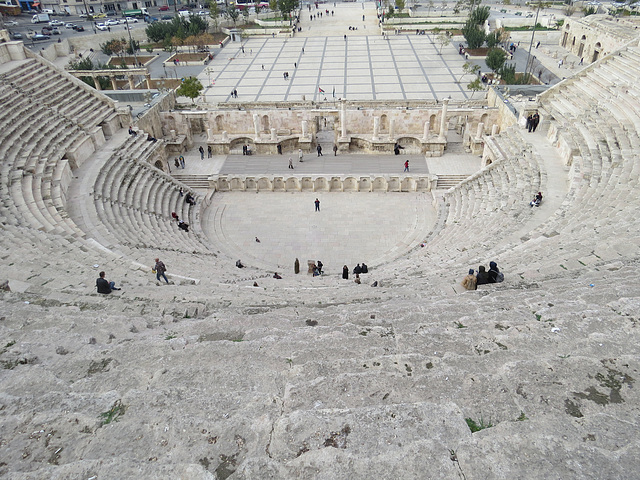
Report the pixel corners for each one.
[395,0,405,12]
[277,0,298,22]
[486,47,507,73]
[146,16,207,43]
[242,7,250,23]
[427,0,434,15]
[126,39,140,55]
[583,6,596,15]
[225,6,241,26]
[457,61,480,83]
[485,29,505,48]
[499,63,516,84]
[269,0,277,11]
[209,2,220,31]
[470,5,490,24]
[462,19,485,49]
[176,76,203,103]
[101,39,126,56]
[436,32,450,54]
[467,78,484,98]
[563,5,576,16]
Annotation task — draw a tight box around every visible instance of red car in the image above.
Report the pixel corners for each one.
[159,5,169,10]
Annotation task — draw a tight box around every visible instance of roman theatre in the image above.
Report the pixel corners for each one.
[1,6,640,478]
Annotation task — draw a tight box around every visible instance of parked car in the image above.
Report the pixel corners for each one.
[159,5,169,10]
[105,19,118,25]
[106,11,117,16]
[73,25,84,31]
[32,34,51,41]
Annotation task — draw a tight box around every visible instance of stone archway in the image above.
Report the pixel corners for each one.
[261,115,270,133]
[592,42,601,63]
[577,35,586,58]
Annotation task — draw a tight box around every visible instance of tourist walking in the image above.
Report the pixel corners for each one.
[404,160,409,172]
[153,258,169,284]
[342,265,349,280]
[179,156,185,169]
[317,144,323,156]
[333,144,338,156]
[298,148,304,162]
[315,198,320,211]
[199,146,205,160]
[207,145,212,158]
[288,157,294,169]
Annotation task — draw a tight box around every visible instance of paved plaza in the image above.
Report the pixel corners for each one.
[200,3,474,103]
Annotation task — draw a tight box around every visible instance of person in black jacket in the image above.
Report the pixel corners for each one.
[476,265,489,285]
[488,261,501,283]
[342,265,349,280]
[96,271,120,294]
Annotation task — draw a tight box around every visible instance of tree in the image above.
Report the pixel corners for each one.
[395,0,405,12]
[467,78,484,98]
[485,29,506,48]
[225,6,241,26]
[462,19,485,49]
[486,47,507,73]
[176,76,203,103]
[457,61,480,83]
[583,6,597,15]
[242,7,250,23]
[436,32,450,54]
[209,2,220,32]
[277,0,298,22]
[470,5,490,24]
[101,38,127,56]
[427,0,434,15]
[269,0,277,11]
[499,63,517,84]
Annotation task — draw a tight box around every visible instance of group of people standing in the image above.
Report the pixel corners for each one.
[461,261,503,290]
[343,263,369,284]
[526,113,540,133]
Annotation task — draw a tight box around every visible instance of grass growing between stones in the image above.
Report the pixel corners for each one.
[465,415,493,433]
[99,400,126,426]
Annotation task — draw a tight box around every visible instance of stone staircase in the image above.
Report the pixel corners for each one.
[434,174,468,190]
[171,173,211,190]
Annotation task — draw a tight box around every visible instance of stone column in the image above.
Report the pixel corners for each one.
[93,75,101,91]
[439,98,449,139]
[423,120,430,141]
[270,128,277,141]
[389,118,395,140]
[110,76,118,90]
[253,114,260,140]
[491,124,499,136]
[372,117,380,141]
[222,130,229,142]
[340,100,347,138]
[302,120,308,138]
[207,128,213,142]
[476,122,484,138]
[145,74,152,89]
[128,75,135,89]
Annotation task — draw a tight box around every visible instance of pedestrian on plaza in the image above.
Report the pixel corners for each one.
[315,198,320,211]
[461,268,477,291]
[342,265,349,280]
[179,156,185,169]
[241,45,245,53]
[234,89,238,98]
[277,144,283,155]
[243,144,247,155]
[404,160,409,172]
[317,260,323,274]
[207,145,212,158]
[153,258,169,284]
[96,271,121,294]
[174,158,180,169]
[288,157,294,169]
[333,144,338,156]
[298,148,304,162]
[262,64,264,70]
[294,62,297,68]
[199,146,205,160]
[526,114,533,132]
[179,187,183,197]
[317,144,323,156]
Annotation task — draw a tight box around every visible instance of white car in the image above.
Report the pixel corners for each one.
[96,23,108,30]
[79,13,88,17]
[105,19,119,25]
[6,20,19,26]
[119,17,139,23]
[64,22,76,28]
[49,20,63,26]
